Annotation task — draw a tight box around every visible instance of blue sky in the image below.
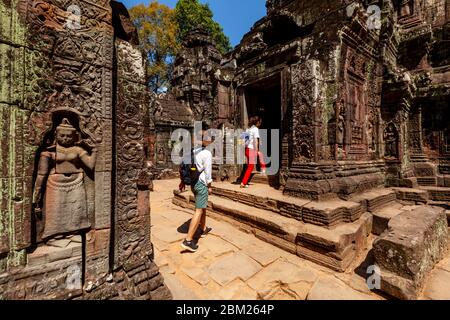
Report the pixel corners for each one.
[120,0,267,47]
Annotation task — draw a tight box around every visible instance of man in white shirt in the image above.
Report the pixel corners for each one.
[181,123,213,252]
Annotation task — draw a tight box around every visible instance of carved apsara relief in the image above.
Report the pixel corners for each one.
[384,122,399,159]
[33,117,96,240]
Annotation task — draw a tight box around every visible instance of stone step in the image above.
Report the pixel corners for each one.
[420,186,450,202]
[250,173,280,188]
[428,205,450,226]
[417,177,437,187]
[429,204,450,225]
[173,191,372,272]
[249,173,269,185]
[372,202,440,236]
[392,187,430,203]
[371,203,405,236]
[349,188,397,213]
[428,201,450,210]
[373,206,448,300]
[210,182,364,228]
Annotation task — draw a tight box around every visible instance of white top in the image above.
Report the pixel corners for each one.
[193,147,213,186]
[246,126,260,150]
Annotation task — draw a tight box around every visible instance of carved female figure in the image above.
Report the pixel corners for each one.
[336,114,345,146]
[33,118,96,240]
[384,123,399,159]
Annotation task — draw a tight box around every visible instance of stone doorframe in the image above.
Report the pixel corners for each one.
[235,67,292,187]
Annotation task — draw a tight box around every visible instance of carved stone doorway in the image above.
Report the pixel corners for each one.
[242,73,282,187]
[422,97,450,176]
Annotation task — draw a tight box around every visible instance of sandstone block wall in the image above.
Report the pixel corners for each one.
[0,0,170,300]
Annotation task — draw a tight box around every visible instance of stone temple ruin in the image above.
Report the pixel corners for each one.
[0,0,449,301]
[0,0,170,299]
[169,0,450,300]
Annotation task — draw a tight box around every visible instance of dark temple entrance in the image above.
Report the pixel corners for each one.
[422,97,450,175]
[243,74,282,186]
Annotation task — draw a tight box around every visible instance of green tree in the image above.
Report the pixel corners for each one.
[129,2,180,92]
[175,0,232,54]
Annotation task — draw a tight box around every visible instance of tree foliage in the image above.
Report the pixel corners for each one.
[129,0,232,92]
[174,0,232,54]
[129,2,180,92]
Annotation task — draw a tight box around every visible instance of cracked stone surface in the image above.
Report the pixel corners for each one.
[307,276,379,300]
[207,253,263,286]
[422,269,450,300]
[151,179,450,300]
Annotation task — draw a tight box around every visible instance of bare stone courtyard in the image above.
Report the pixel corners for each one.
[152,179,450,300]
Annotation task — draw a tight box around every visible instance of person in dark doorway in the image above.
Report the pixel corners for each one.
[181,122,213,253]
[241,116,266,188]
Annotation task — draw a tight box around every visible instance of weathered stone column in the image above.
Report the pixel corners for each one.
[284,60,335,200]
[0,0,171,300]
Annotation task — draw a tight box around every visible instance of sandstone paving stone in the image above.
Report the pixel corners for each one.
[307,276,378,300]
[163,242,210,270]
[242,243,281,266]
[247,259,318,292]
[160,264,177,275]
[334,273,373,295]
[152,225,186,243]
[275,248,332,273]
[194,249,216,266]
[231,288,258,300]
[257,281,312,300]
[181,266,211,286]
[436,256,450,273]
[170,205,196,217]
[214,229,256,250]
[160,209,192,226]
[151,214,171,227]
[154,253,169,268]
[288,282,315,300]
[163,250,184,271]
[207,252,263,286]
[152,238,170,252]
[163,274,201,300]
[201,235,239,257]
[217,279,258,300]
[423,268,450,300]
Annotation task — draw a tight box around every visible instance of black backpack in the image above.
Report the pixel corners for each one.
[180,148,204,186]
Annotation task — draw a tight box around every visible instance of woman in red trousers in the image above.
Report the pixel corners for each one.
[241,116,266,188]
